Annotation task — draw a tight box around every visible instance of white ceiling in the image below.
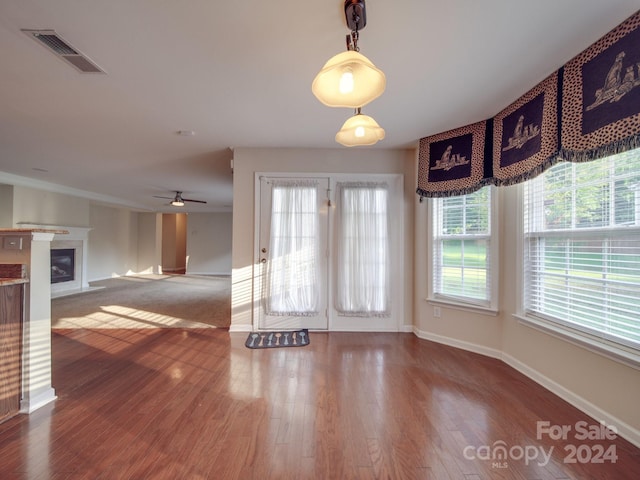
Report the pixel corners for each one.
[0,1,638,213]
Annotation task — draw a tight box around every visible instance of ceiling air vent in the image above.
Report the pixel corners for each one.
[21,29,106,74]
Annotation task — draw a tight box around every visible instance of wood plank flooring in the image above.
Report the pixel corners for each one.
[0,329,638,479]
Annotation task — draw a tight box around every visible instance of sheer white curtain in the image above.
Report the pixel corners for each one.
[266,180,320,316]
[335,182,390,316]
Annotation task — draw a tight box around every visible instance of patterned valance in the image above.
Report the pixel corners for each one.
[492,72,559,186]
[560,10,640,161]
[417,10,640,198]
[416,121,489,197]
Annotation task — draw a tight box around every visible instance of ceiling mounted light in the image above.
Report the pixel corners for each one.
[335,108,385,147]
[170,192,185,207]
[312,0,386,108]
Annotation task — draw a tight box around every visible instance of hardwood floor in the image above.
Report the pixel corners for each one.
[0,329,638,479]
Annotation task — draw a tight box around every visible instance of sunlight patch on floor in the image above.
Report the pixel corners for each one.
[53,304,216,329]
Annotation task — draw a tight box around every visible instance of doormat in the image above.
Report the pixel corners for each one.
[245,329,309,349]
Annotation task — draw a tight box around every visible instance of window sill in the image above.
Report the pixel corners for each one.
[514,313,640,370]
[426,297,499,317]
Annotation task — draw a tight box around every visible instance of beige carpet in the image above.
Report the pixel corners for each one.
[51,274,231,329]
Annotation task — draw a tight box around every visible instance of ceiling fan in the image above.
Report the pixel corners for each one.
[153,191,207,206]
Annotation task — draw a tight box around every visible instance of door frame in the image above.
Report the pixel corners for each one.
[253,172,404,332]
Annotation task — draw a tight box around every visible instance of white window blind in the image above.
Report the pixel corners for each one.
[432,187,492,306]
[523,149,640,350]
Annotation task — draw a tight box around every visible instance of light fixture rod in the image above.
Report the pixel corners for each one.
[346,30,360,51]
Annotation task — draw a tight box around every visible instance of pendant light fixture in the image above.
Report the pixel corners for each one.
[335,108,385,147]
[312,0,386,109]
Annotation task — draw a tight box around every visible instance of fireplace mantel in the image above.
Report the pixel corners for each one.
[15,224,90,240]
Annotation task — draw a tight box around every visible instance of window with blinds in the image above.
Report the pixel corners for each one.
[432,187,493,307]
[523,149,640,351]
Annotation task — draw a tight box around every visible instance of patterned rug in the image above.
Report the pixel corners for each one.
[245,329,309,349]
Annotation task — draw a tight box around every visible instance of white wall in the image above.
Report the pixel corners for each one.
[187,212,232,275]
[231,147,415,331]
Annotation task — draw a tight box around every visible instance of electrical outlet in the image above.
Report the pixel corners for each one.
[433,306,441,318]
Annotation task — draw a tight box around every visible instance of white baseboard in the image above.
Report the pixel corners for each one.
[229,324,252,333]
[330,327,404,332]
[502,352,640,449]
[412,327,640,448]
[20,387,57,414]
[185,271,231,276]
[413,327,502,359]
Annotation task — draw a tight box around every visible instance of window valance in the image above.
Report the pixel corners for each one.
[417,10,640,198]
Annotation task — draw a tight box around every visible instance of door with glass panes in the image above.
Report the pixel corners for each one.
[256,174,402,332]
[257,177,330,330]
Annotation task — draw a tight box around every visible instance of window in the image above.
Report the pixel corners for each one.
[431,186,495,309]
[266,181,320,316]
[523,149,640,351]
[335,182,390,316]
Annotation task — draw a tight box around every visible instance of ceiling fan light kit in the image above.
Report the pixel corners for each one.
[171,192,185,206]
[312,0,386,147]
[153,191,207,207]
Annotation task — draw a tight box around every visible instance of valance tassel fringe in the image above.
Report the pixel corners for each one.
[558,134,640,164]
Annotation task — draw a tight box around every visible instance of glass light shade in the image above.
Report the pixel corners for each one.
[171,200,185,207]
[335,113,385,147]
[312,50,386,108]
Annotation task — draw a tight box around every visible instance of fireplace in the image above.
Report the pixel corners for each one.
[16,223,91,297]
[51,248,75,284]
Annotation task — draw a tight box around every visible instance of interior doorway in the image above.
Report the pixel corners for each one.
[162,213,187,274]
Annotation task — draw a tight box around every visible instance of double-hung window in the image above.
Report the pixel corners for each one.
[431,186,496,310]
[523,149,640,352]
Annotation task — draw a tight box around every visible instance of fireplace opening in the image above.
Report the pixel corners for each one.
[51,248,75,284]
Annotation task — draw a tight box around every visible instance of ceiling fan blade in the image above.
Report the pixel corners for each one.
[182,198,207,204]
[152,195,173,200]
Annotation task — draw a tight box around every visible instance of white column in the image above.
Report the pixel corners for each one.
[20,231,56,413]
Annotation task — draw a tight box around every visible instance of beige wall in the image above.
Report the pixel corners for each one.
[231,147,415,331]
[413,180,503,352]
[499,185,640,443]
[3,145,637,444]
[0,185,14,227]
[412,159,640,445]
[137,213,162,274]
[0,183,224,279]
[88,204,139,280]
[187,212,233,274]
[12,186,90,227]
[161,213,187,273]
